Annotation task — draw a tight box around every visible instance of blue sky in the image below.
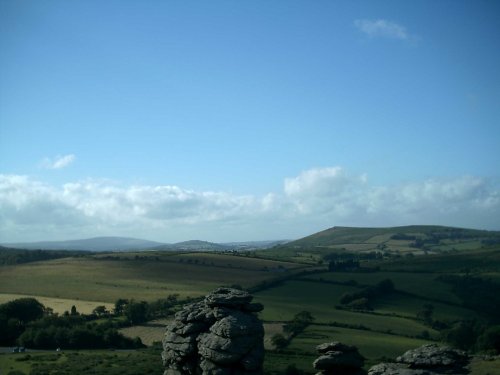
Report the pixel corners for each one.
[1,1,499,242]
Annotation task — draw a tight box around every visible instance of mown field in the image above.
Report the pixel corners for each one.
[0,293,114,315]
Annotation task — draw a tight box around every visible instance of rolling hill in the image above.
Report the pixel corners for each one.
[2,236,167,251]
[2,237,290,252]
[255,225,500,263]
[287,225,499,247]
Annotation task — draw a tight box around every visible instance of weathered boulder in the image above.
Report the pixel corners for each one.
[396,344,468,369]
[162,288,264,375]
[368,363,433,375]
[368,344,470,375]
[313,341,365,375]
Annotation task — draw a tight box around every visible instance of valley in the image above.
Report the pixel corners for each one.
[1,225,500,374]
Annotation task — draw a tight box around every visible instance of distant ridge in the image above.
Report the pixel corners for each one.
[2,237,167,252]
[151,240,229,251]
[1,237,288,252]
[283,225,500,248]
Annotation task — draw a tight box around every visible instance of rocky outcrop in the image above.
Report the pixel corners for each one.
[313,342,365,375]
[162,288,265,375]
[368,344,469,375]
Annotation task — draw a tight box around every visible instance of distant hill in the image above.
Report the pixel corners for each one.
[278,225,500,254]
[2,237,167,252]
[223,240,291,250]
[1,237,286,252]
[151,240,230,251]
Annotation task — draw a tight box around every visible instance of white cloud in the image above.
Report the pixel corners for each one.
[41,154,75,169]
[354,19,409,40]
[284,167,367,215]
[0,169,499,242]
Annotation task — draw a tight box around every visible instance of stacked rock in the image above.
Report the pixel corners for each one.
[313,342,365,375]
[368,344,469,375]
[162,287,265,375]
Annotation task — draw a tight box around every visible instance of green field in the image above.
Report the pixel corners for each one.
[0,256,297,303]
[253,280,436,338]
[301,271,462,304]
[0,349,163,375]
[379,248,500,273]
[289,325,433,367]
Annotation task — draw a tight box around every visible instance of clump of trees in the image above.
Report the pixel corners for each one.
[328,259,360,272]
[340,279,395,310]
[0,247,87,266]
[18,316,143,349]
[0,298,144,349]
[0,298,46,345]
[112,294,179,324]
[437,275,500,322]
[0,294,180,350]
[414,274,500,354]
[271,311,315,351]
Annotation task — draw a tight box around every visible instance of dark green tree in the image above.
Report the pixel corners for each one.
[417,304,434,325]
[271,333,288,351]
[125,301,149,324]
[113,298,129,315]
[0,298,45,324]
[476,325,500,354]
[92,305,108,317]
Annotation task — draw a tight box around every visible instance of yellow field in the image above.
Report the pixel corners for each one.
[119,318,171,346]
[0,293,114,314]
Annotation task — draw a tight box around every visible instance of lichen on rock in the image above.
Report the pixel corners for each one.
[162,288,264,375]
[368,344,470,375]
[313,341,365,375]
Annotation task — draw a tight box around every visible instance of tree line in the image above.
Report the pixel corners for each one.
[0,247,88,265]
[0,294,180,349]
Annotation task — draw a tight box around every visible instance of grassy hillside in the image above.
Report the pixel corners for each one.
[271,225,500,256]
[0,254,301,304]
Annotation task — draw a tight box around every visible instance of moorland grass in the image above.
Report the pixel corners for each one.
[0,256,291,303]
[93,251,303,271]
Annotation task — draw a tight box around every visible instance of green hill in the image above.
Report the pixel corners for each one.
[288,225,499,247]
[269,225,500,258]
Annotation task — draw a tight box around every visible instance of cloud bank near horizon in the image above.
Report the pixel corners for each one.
[1,167,499,242]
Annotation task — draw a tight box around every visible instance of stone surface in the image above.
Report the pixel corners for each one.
[368,363,434,375]
[313,341,365,374]
[162,288,264,375]
[396,344,468,369]
[368,344,470,375]
[316,341,359,354]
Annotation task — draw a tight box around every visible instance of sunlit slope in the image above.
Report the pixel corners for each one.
[272,225,500,254]
[0,254,301,303]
